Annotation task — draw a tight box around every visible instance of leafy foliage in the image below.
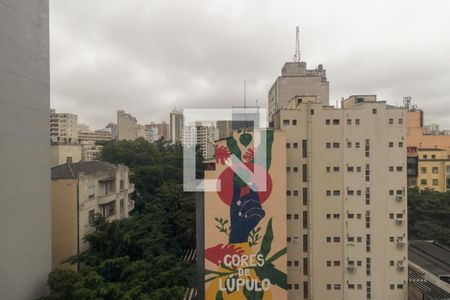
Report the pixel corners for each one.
[42,139,203,299]
[408,188,450,247]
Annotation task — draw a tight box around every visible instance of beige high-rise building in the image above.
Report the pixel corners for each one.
[50,109,79,143]
[268,62,329,121]
[148,121,169,141]
[272,92,408,299]
[170,109,184,142]
[117,110,138,140]
[51,161,135,270]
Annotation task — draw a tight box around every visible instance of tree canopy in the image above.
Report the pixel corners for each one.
[408,188,450,247]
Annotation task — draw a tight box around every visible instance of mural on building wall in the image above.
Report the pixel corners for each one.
[204,130,287,300]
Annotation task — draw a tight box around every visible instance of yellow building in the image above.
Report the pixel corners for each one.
[51,161,135,270]
[416,148,450,192]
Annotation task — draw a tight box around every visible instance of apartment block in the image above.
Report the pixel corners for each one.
[50,109,79,143]
[415,148,450,192]
[81,141,103,161]
[148,121,169,141]
[217,120,233,139]
[51,142,82,167]
[273,94,408,300]
[78,128,112,143]
[268,62,329,121]
[170,109,184,142]
[117,110,138,140]
[51,161,135,270]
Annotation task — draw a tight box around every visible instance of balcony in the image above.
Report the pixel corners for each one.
[128,199,135,211]
[97,193,117,205]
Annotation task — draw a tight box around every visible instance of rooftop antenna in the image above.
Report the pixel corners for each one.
[293,26,300,62]
[244,80,247,110]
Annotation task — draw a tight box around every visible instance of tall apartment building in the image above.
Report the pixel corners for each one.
[170,109,184,142]
[196,125,218,159]
[117,110,138,140]
[217,120,233,139]
[268,62,329,121]
[106,123,117,140]
[272,94,408,299]
[0,1,51,298]
[51,161,135,270]
[148,121,169,141]
[78,129,112,143]
[50,109,79,143]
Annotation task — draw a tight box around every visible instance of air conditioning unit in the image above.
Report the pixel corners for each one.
[397,261,405,271]
[347,261,355,272]
[395,195,403,201]
[396,237,405,248]
[396,217,403,225]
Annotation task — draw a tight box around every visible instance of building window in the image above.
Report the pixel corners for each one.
[287,214,292,220]
[88,209,95,225]
[347,142,352,148]
[293,167,298,173]
[355,142,360,148]
[396,166,403,172]
[389,166,394,172]
[348,166,354,172]
[389,142,394,148]
[398,118,403,124]
[303,234,308,252]
[333,119,340,125]
[433,179,439,186]
[302,164,307,182]
[286,143,291,149]
[310,109,314,115]
[326,143,331,149]
[432,167,439,174]
[333,143,340,148]
[399,142,403,147]
[303,258,308,276]
[347,119,352,125]
[286,190,292,196]
[372,109,377,114]
[421,167,427,174]
[333,190,340,196]
[390,284,395,290]
[88,185,95,199]
[303,188,308,205]
[303,281,309,299]
[420,179,427,185]
[292,120,297,125]
[302,140,307,158]
[283,120,290,125]
[389,118,394,124]
[120,179,124,190]
[293,142,298,149]
[355,119,360,125]
[293,190,299,196]
[326,119,331,125]
[286,167,291,172]
[303,211,308,229]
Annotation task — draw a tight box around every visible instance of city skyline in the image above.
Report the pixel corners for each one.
[50,0,450,129]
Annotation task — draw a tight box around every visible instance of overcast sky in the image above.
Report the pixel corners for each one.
[50,0,450,129]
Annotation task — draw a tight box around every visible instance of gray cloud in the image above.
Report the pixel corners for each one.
[50,0,450,129]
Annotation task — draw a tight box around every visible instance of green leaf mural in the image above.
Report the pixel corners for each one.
[258,218,273,260]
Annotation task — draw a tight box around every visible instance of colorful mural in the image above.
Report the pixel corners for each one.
[204,130,287,300]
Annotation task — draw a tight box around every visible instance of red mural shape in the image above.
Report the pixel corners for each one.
[205,243,244,266]
[217,162,272,206]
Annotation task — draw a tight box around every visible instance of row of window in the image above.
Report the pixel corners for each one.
[421,166,440,174]
[420,178,440,186]
[389,141,404,148]
[287,235,308,252]
[388,166,404,172]
[287,282,309,299]
[282,117,403,126]
[286,212,308,228]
